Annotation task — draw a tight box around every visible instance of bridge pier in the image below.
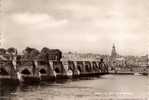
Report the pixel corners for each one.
[89,61,95,76]
[53,61,65,79]
[62,61,73,79]
[71,61,80,78]
[92,61,100,76]
[83,61,92,76]
[48,61,56,80]
[75,61,87,77]
[0,61,19,85]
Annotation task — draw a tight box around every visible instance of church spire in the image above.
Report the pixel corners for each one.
[111,44,117,58]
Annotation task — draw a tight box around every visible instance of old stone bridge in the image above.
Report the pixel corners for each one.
[0,59,109,83]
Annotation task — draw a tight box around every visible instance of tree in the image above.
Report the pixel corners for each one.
[23,47,33,54]
[30,48,40,58]
[7,47,17,55]
[23,47,40,60]
[40,47,50,61]
[0,48,6,55]
[40,47,62,61]
[40,47,50,55]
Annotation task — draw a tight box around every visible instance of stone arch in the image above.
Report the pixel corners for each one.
[85,61,91,72]
[92,62,98,71]
[77,61,83,72]
[97,62,102,71]
[53,61,63,73]
[78,66,81,72]
[55,67,61,73]
[37,60,49,75]
[85,65,90,72]
[39,68,47,74]
[68,61,75,71]
[21,68,31,75]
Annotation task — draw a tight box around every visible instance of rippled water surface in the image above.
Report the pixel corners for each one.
[0,75,149,100]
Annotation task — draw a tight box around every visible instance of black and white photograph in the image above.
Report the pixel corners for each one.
[0,0,149,100]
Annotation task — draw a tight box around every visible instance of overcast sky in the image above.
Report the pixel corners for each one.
[0,0,149,55]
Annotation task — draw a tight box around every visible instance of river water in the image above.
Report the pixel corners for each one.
[0,75,149,100]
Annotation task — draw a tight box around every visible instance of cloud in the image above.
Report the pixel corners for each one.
[1,0,149,55]
[11,12,68,28]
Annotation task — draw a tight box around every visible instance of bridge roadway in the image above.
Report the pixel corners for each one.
[0,60,109,84]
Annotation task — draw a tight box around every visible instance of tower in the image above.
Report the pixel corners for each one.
[111,44,117,59]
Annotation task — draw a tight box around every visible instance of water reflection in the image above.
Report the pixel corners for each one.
[0,83,18,100]
[0,75,148,100]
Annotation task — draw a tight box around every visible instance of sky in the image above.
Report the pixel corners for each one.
[0,0,149,56]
